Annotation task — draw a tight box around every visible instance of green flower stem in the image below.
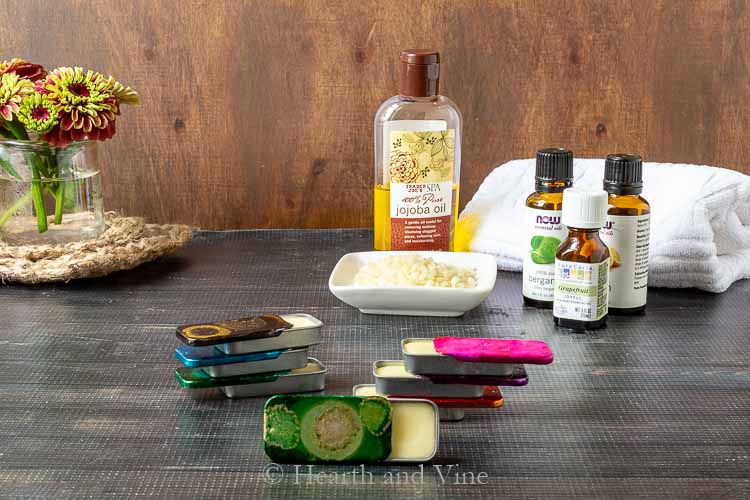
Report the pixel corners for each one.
[4,119,56,233]
[30,163,48,233]
[0,157,21,180]
[0,190,33,228]
[5,119,29,141]
[26,152,52,233]
[47,152,64,224]
[54,179,65,225]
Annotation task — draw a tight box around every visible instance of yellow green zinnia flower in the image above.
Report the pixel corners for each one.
[105,75,140,105]
[16,93,59,134]
[39,67,119,146]
[0,72,34,121]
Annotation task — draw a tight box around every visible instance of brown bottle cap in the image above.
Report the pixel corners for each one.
[399,49,440,97]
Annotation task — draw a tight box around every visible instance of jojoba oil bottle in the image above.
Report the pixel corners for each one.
[373,50,462,251]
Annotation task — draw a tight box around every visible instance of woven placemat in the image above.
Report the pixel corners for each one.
[0,214,192,284]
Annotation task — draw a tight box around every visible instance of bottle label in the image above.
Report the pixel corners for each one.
[522,207,566,302]
[600,214,650,309]
[388,129,455,250]
[553,259,609,321]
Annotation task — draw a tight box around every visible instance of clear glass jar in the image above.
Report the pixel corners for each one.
[0,140,104,245]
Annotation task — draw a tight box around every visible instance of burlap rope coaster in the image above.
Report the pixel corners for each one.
[0,214,192,284]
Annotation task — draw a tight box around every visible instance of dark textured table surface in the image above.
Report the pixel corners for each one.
[1,230,749,499]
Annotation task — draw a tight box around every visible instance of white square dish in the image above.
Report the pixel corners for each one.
[328,251,497,317]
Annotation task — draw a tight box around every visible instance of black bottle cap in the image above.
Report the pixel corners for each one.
[535,148,573,192]
[604,153,643,195]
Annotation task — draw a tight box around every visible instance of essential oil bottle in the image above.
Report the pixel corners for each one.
[522,148,573,308]
[373,49,462,251]
[553,188,610,331]
[600,154,651,314]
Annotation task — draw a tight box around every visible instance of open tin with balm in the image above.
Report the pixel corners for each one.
[263,394,439,463]
[353,384,505,422]
[374,360,486,398]
[402,338,516,376]
[353,383,465,421]
[403,336,554,377]
[175,358,327,399]
[375,360,528,396]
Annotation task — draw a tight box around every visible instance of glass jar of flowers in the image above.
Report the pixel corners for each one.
[0,59,138,245]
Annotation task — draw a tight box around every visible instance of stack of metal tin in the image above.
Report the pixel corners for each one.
[173,313,326,398]
[354,337,553,421]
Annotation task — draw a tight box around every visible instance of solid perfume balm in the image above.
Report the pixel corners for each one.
[522,148,574,308]
[553,188,610,331]
[373,50,462,251]
[600,154,651,314]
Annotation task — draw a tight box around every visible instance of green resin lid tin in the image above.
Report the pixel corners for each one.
[264,394,393,463]
[264,394,439,463]
[175,358,326,399]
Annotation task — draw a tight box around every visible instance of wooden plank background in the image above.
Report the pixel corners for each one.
[2,0,748,229]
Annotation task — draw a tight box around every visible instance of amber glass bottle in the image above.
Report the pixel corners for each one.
[522,148,573,308]
[553,188,610,331]
[600,154,651,315]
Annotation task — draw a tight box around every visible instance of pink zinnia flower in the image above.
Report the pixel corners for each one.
[0,73,34,121]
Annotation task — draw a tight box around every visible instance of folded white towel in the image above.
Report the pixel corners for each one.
[458,159,750,292]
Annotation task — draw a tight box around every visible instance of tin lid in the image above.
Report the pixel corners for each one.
[175,358,326,389]
[175,366,288,389]
[175,345,290,368]
[354,384,505,409]
[433,337,554,364]
[425,386,505,408]
[264,394,393,463]
[425,365,528,386]
[176,314,293,347]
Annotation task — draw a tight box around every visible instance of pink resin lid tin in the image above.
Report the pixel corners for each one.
[401,338,516,376]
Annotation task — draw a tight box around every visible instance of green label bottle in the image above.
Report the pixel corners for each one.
[522,148,573,308]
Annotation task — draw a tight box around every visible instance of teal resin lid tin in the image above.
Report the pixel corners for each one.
[175,345,309,377]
